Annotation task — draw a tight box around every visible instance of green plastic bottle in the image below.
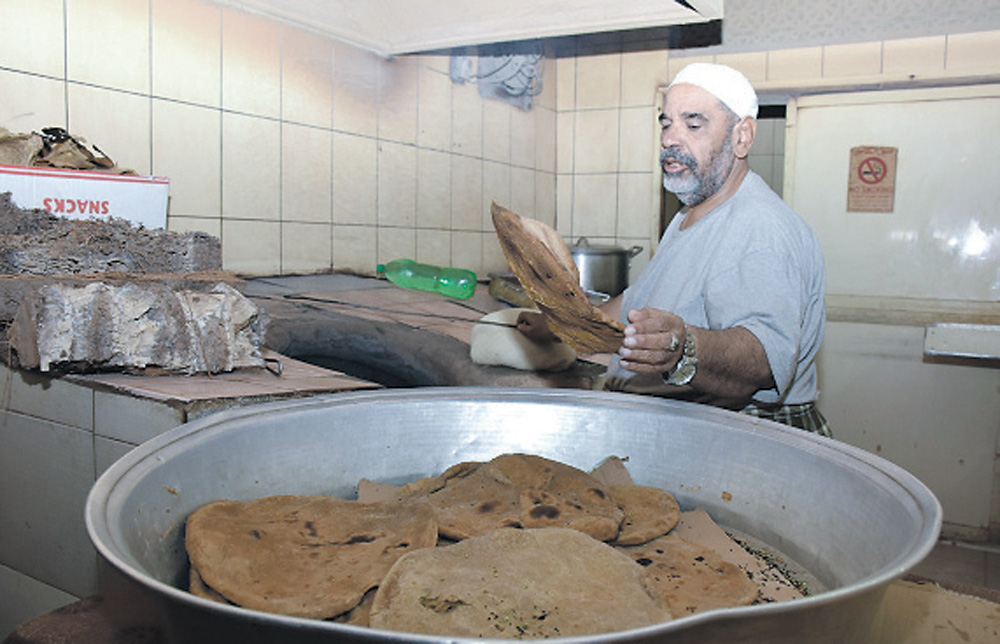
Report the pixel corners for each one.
[377,259,477,299]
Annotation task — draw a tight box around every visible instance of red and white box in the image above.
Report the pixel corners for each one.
[0,164,169,229]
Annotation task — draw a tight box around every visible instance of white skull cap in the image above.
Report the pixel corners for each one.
[668,62,759,119]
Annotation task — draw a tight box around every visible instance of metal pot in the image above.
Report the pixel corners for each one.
[86,388,940,644]
[569,237,643,298]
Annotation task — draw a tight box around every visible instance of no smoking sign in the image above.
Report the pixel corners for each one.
[848,146,898,212]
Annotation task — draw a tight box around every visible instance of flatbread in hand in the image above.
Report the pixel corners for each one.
[491,201,624,354]
[185,495,437,619]
[369,527,671,638]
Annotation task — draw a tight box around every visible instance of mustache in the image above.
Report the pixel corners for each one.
[660,146,698,171]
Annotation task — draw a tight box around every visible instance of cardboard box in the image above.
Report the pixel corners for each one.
[0,164,169,229]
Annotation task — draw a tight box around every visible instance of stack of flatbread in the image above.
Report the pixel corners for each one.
[185,496,438,620]
[491,201,624,354]
[184,453,798,638]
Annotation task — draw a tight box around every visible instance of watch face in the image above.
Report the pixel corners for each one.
[666,358,696,386]
[673,363,696,385]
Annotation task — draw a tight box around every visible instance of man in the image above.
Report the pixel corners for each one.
[602,62,830,435]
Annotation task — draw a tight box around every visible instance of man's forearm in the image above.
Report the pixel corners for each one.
[683,325,774,402]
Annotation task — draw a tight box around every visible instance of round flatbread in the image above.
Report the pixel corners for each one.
[370,527,671,638]
[617,533,760,615]
[491,201,625,354]
[609,484,681,546]
[397,453,624,542]
[185,495,438,619]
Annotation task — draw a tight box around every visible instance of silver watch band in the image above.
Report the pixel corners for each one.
[665,325,697,386]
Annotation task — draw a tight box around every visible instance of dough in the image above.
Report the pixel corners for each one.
[470,308,577,371]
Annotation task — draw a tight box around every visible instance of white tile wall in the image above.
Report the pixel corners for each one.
[282,221,333,274]
[332,133,378,226]
[378,60,419,146]
[0,0,560,280]
[152,100,222,217]
[822,41,884,78]
[948,31,1000,70]
[4,369,94,431]
[0,564,77,639]
[748,118,787,196]
[0,70,66,135]
[621,50,668,108]
[416,228,451,264]
[482,99,512,165]
[0,2,65,78]
[221,9,282,118]
[0,410,97,595]
[509,166,537,219]
[66,0,150,94]
[450,155,483,231]
[767,47,824,81]
[618,106,657,174]
[377,141,417,228]
[416,148,453,229]
[282,31,335,129]
[883,36,946,74]
[221,113,281,222]
[377,226,417,265]
[3,2,998,281]
[281,123,333,224]
[451,82,484,157]
[93,391,184,444]
[151,0,222,107]
[482,161,512,230]
[222,219,281,275]
[417,64,453,151]
[575,52,621,110]
[67,83,152,174]
[510,106,537,170]
[0,363,190,633]
[573,109,619,174]
[571,174,618,239]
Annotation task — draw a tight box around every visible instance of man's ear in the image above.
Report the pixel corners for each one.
[732,117,756,159]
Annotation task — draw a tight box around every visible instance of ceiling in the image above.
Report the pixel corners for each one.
[209,0,724,57]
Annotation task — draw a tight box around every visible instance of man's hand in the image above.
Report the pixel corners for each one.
[617,307,775,403]
[617,308,685,374]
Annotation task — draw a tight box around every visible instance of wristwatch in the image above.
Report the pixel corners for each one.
[665,325,698,386]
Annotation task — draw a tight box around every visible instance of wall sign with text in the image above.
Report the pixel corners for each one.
[847,146,898,213]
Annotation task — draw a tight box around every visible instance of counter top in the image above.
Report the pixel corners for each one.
[68,348,381,417]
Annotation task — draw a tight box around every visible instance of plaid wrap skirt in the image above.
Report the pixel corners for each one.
[741,402,832,437]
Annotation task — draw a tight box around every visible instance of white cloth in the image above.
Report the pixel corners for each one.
[470,308,577,371]
[668,62,759,120]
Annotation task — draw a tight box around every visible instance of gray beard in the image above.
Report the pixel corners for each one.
[662,137,735,207]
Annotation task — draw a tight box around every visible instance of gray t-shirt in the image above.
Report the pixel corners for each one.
[608,171,825,406]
